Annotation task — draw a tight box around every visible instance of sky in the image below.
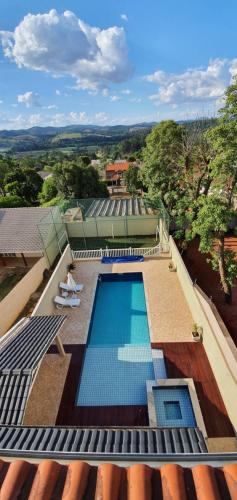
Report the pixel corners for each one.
[0,0,237,129]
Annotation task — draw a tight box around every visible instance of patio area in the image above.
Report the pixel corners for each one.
[24,255,194,426]
[53,256,194,345]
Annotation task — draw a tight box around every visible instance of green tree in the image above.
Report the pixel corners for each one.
[39,177,58,204]
[141,120,184,211]
[0,156,14,195]
[124,166,143,196]
[142,119,215,240]
[0,195,28,208]
[51,161,108,199]
[41,195,63,207]
[4,167,43,204]
[192,196,237,303]
[206,78,237,208]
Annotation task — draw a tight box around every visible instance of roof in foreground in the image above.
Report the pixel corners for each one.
[85,198,158,217]
[0,460,237,499]
[0,315,66,425]
[0,207,52,253]
[0,426,207,455]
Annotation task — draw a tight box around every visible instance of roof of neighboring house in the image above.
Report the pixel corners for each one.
[106,161,130,172]
[0,207,52,254]
[0,315,66,425]
[0,460,236,499]
[85,198,157,217]
[0,426,207,455]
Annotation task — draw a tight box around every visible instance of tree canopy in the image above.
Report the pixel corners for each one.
[51,160,108,199]
[141,84,237,302]
[124,166,143,196]
[4,167,43,204]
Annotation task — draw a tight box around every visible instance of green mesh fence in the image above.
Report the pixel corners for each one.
[58,197,169,251]
[37,207,68,266]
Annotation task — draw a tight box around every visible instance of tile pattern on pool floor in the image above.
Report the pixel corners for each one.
[76,345,154,406]
[154,386,197,428]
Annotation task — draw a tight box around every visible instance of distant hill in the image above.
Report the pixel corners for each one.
[0,119,216,155]
[0,122,157,154]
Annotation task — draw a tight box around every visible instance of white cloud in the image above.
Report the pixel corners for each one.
[17,91,41,107]
[1,9,133,92]
[55,89,61,96]
[94,112,108,123]
[121,89,131,95]
[130,97,142,103]
[69,111,88,123]
[0,100,3,104]
[4,113,43,129]
[44,104,58,110]
[0,110,158,130]
[102,88,109,97]
[110,95,121,102]
[120,14,128,22]
[48,110,109,127]
[146,58,232,106]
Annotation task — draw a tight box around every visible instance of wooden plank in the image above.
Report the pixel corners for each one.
[152,342,234,438]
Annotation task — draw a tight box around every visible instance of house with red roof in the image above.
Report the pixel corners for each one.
[105,160,130,185]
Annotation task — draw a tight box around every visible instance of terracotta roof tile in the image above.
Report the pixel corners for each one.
[223,464,237,499]
[160,464,187,500]
[106,162,129,172]
[192,465,221,500]
[0,459,237,499]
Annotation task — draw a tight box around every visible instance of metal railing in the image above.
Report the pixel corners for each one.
[72,244,167,260]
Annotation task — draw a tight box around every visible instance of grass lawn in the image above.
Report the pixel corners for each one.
[0,272,27,301]
[69,236,158,250]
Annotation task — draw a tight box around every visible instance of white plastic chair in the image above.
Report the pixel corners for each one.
[54,295,81,309]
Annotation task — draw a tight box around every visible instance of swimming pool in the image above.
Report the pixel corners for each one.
[88,272,150,346]
[153,386,197,428]
[76,272,154,406]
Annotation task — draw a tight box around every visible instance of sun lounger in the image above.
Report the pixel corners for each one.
[54,295,80,309]
[59,282,84,293]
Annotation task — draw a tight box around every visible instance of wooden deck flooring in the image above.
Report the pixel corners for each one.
[152,342,234,438]
[52,342,234,435]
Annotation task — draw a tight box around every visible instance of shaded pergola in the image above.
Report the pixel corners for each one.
[0,315,67,425]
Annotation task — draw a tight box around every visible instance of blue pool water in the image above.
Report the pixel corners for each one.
[153,386,197,428]
[88,273,150,346]
[76,272,154,406]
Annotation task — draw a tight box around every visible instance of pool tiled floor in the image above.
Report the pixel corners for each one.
[76,345,154,406]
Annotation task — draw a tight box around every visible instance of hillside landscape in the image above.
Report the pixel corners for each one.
[0,123,156,154]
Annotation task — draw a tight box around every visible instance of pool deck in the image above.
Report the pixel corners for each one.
[153,342,235,438]
[23,256,234,437]
[24,256,195,426]
[54,256,194,344]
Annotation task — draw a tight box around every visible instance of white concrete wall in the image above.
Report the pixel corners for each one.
[169,236,237,430]
[66,216,159,239]
[0,256,49,337]
[32,244,73,316]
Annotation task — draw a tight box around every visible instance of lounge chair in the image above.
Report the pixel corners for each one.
[54,295,80,309]
[59,282,84,293]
